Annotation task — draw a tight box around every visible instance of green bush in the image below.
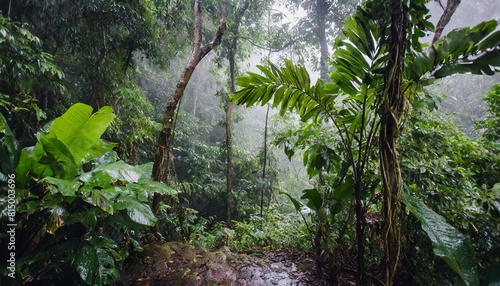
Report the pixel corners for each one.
[399,104,500,284]
[0,104,175,285]
[190,205,311,252]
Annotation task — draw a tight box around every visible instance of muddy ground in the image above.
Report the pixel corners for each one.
[119,242,332,286]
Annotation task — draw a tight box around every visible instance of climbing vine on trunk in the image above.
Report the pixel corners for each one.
[379,0,407,283]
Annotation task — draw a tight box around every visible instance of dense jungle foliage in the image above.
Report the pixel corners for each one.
[0,0,499,285]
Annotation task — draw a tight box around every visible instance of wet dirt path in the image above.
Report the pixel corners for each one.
[120,242,327,286]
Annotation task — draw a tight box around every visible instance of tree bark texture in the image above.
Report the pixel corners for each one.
[152,0,228,217]
[432,0,461,44]
[380,0,407,284]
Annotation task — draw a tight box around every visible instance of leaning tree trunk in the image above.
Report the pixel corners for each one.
[432,0,461,44]
[152,0,228,220]
[380,0,407,284]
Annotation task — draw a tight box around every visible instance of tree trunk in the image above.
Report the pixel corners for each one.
[226,40,235,223]
[353,167,365,285]
[432,0,461,44]
[225,100,234,223]
[152,0,228,221]
[225,43,236,223]
[129,142,137,166]
[380,0,407,284]
[224,0,251,225]
[315,0,330,82]
[260,104,270,217]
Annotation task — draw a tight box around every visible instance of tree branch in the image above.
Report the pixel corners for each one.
[200,3,228,58]
[432,0,461,44]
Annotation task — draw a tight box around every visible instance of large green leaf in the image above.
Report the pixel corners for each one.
[91,237,122,283]
[38,133,78,179]
[333,176,354,202]
[43,176,80,197]
[82,139,117,164]
[428,20,500,79]
[83,187,120,214]
[74,242,102,285]
[49,103,115,166]
[433,49,500,78]
[301,188,323,211]
[14,149,32,188]
[127,181,177,201]
[402,192,479,286]
[79,161,141,186]
[113,195,157,226]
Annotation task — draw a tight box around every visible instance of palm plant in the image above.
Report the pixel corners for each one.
[231,0,500,284]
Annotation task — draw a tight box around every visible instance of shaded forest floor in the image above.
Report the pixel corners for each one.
[119,242,335,286]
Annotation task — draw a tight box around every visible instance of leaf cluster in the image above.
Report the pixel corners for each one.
[0,103,175,285]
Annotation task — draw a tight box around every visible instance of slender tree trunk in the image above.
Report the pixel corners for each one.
[152,0,228,221]
[129,142,137,166]
[225,36,236,225]
[380,0,407,284]
[315,0,330,82]
[432,0,461,44]
[260,104,270,217]
[226,39,235,223]
[225,0,250,225]
[353,167,365,285]
[225,100,234,223]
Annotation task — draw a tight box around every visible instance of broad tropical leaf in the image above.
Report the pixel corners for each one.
[38,133,78,179]
[43,176,80,197]
[402,192,479,286]
[406,20,500,81]
[301,188,323,211]
[113,195,157,226]
[49,103,115,165]
[79,161,141,185]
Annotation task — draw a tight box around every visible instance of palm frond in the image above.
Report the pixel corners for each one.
[232,59,339,122]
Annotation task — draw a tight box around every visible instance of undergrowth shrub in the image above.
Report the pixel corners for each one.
[0,104,175,285]
[190,205,311,252]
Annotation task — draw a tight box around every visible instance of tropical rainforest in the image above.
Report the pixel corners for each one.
[0,0,499,285]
